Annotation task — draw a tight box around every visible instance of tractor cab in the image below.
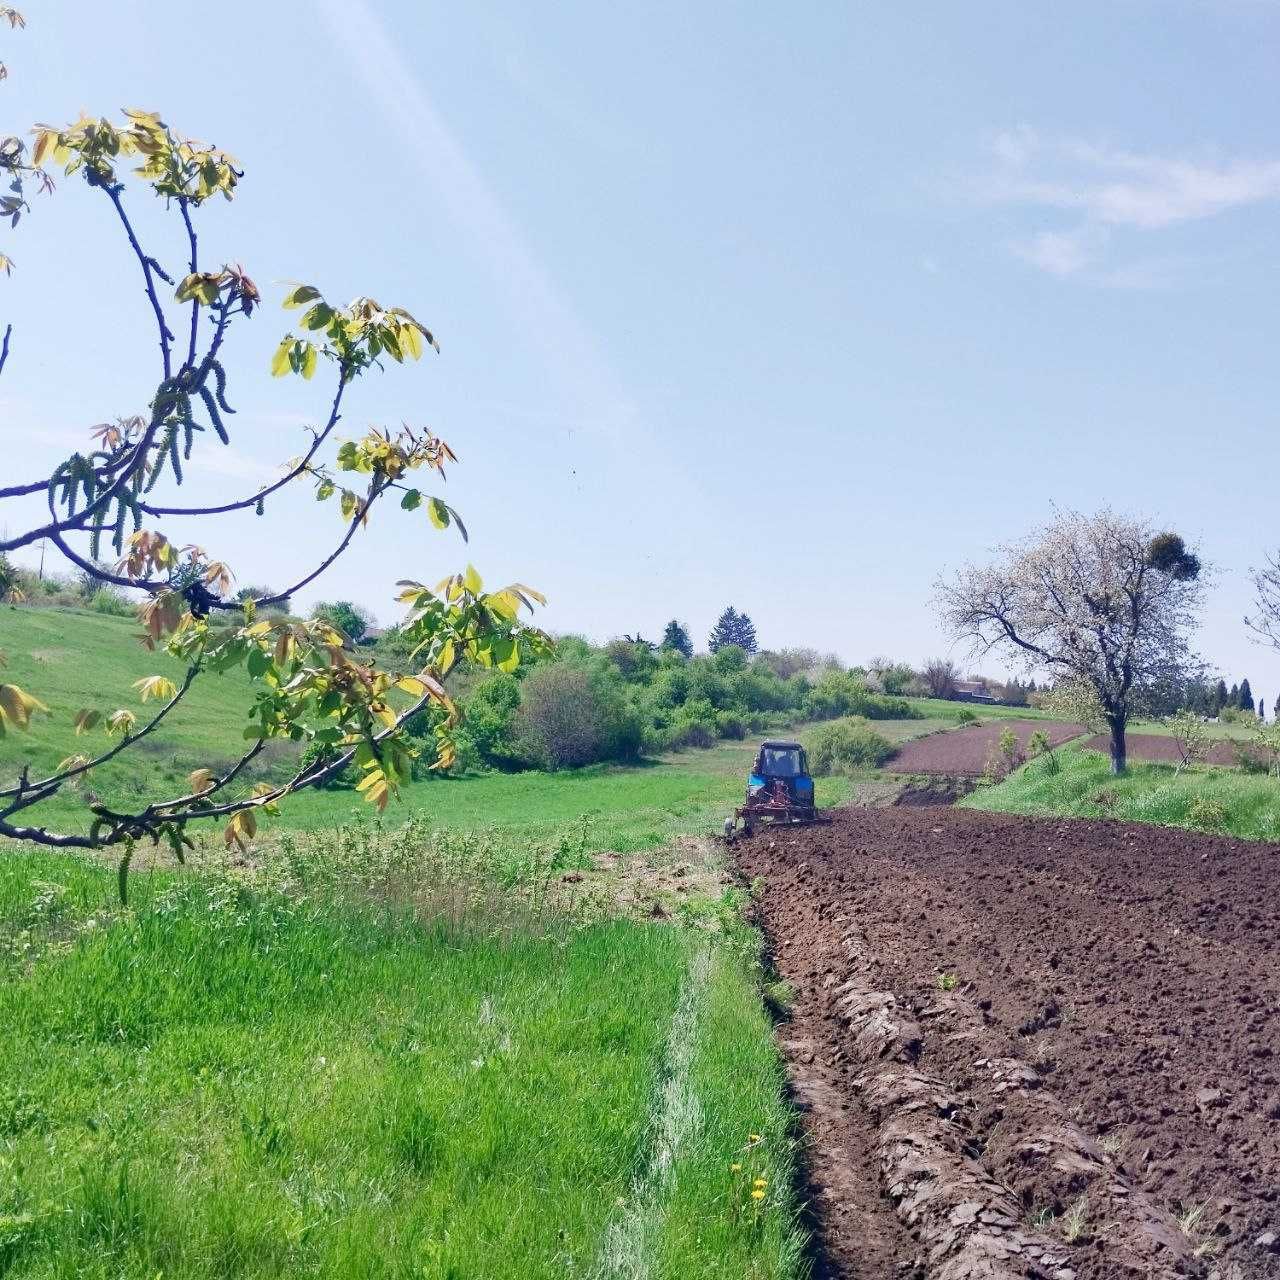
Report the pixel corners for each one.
[726,739,830,839]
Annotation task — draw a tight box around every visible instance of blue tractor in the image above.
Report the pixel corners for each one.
[725,739,831,839]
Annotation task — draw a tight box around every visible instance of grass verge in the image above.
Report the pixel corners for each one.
[961,743,1280,841]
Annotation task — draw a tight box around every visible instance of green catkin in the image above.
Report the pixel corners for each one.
[62,464,79,518]
[89,506,105,561]
[111,494,128,555]
[168,425,184,485]
[210,358,235,414]
[145,423,177,493]
[198,384,229,444]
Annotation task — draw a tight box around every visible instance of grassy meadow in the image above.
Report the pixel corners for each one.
[0,825,805,1279]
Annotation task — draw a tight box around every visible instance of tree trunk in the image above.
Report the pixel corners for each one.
[1108,714,1127,775]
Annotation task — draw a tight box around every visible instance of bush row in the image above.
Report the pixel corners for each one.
[379,636,924,776]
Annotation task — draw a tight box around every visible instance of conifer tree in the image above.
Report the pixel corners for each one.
[660,619,693,659]
[707,607,758,655]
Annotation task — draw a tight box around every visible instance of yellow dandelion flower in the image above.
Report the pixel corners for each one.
[754,1178,768,1188]
[730,1163,742,1173]
[751,1188,766,1200]
[749,1133,762,1142]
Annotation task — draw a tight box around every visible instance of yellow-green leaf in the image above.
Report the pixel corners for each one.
[0,683,49,731]
[399,322,424,360]
[73,708,101,735]
[270,338,292,377]
[282,284,320,309]
[133,675,178,703]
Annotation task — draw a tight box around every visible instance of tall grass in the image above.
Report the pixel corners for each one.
[961,744,1280,841]
[0,824,807,1278]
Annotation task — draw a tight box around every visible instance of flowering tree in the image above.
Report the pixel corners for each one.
[936,510,1203,773]
[1246,553,1280,654]
[0,97,547,874]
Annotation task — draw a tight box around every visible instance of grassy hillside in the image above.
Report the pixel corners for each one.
[0,606,291,810]
[961,743,1280,841]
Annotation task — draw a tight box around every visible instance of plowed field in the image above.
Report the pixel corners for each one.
[1081,734,1252,768]
[735,808,1280,1280]
[887,720,1085,776]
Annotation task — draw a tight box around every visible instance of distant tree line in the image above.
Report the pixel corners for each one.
[353,606,939,775]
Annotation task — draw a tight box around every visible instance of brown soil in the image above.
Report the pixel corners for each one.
[1081,734,1256,768]
[888,721,1086,776]
[893,777,978,807]
[735,808,1280,1280]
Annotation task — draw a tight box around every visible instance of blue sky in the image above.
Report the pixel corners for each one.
[2,1,1278,696]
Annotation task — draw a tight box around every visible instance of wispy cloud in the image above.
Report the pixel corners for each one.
[976,126,1280,282]
[1011,226,1107,277]
[315,0,638,438]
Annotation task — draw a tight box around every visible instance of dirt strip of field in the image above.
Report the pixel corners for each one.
[736,808,1280,1280]
[887,721,1086,777]
[1080,734,1252,768]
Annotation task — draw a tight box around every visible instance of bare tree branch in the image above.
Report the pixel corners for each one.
[103,180,175,377]
[139,378,346,518]
[1246,552,1280,651]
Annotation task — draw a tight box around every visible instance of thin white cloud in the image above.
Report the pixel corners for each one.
[1011,226,1107,277]
[315,0,638,439]
[977,127,1280,281]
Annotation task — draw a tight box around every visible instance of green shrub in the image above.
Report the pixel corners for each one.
[954,707,979,725]
[1026,729,1059,773]
[802,671,918,722]
[1232,741,1268,775]
[716,712,747,740]
[461,672,523,769]
[1187,793,1228,831]
[669,721,716,750]
[512,662,640,769]
[298,740,353,789]
[809,717,894,774]
[984,727,1025,782]
[310,599,373,644]
[88,588,134,617]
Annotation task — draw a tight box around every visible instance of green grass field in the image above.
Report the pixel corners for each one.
[1,609,819,1278]
[0,831,805,1279]
[961,743,1280,841]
